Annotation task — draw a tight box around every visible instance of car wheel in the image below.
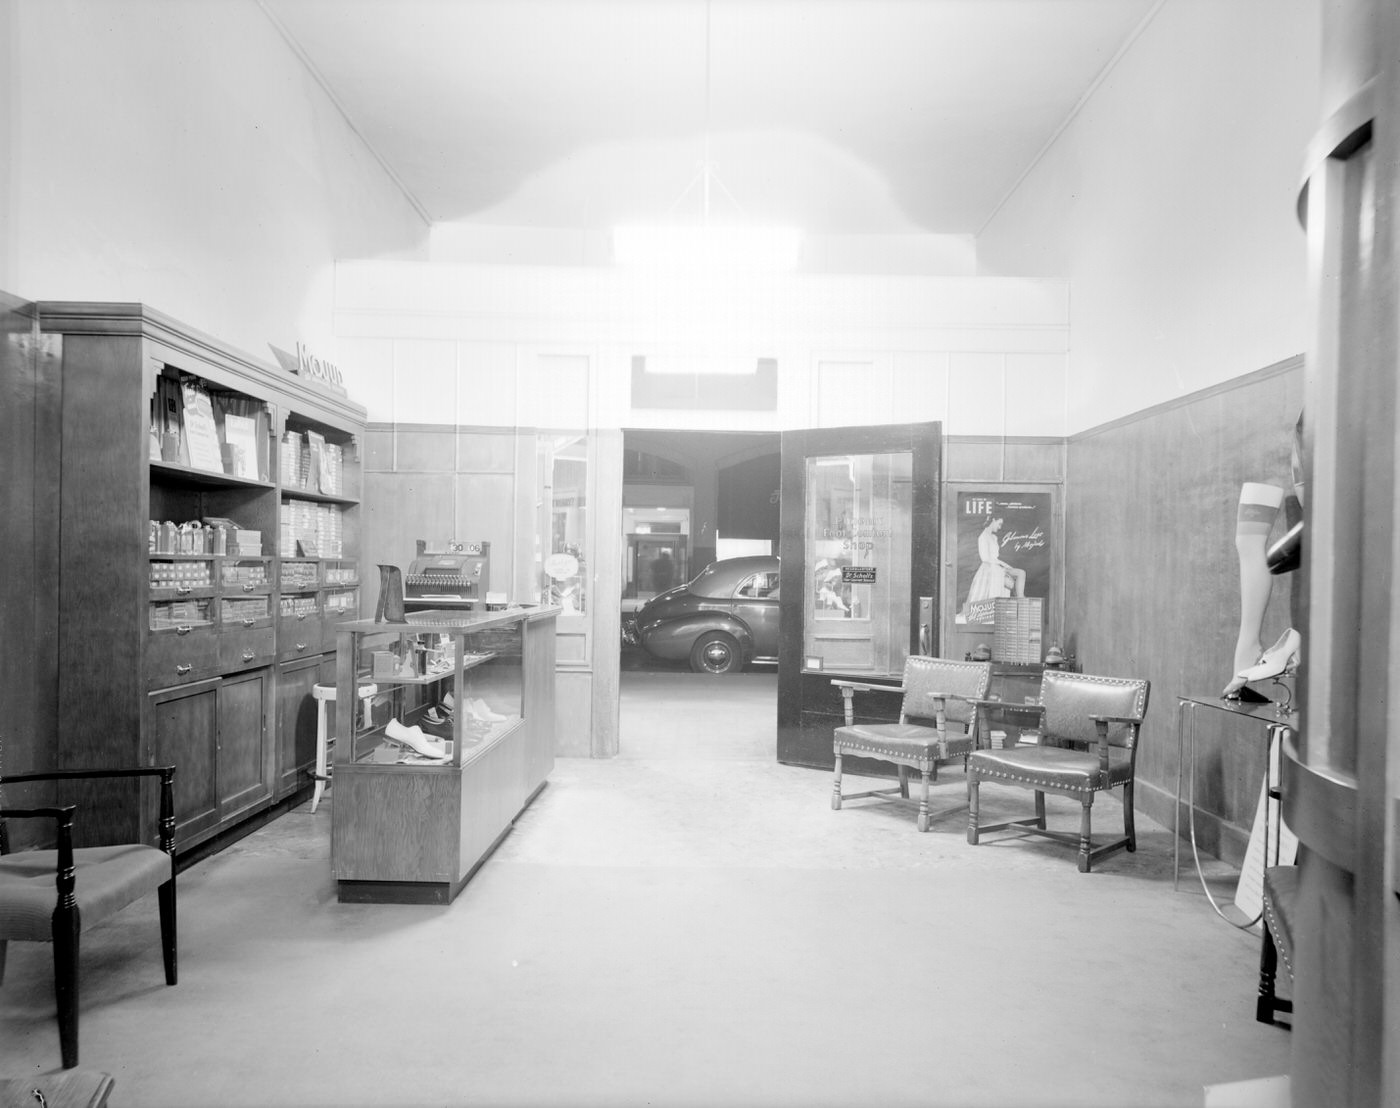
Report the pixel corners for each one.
[690,631,742,674]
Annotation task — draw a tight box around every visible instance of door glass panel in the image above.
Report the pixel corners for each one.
[803,451,912,676]
[536,434,588,615]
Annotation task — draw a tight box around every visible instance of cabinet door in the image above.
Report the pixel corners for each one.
[275,653,335,798]
[217,667,272,820]
[149,679,221,843]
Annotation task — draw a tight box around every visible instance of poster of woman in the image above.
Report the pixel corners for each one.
[955,492,1053,625]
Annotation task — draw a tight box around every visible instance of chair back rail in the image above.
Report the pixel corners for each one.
[1039,670,1149,748]
[901,657,992,730]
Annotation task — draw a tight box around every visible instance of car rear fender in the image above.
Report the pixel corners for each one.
[643,611,754,652]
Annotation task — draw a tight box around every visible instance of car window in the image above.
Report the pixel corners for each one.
[735,572,779,599]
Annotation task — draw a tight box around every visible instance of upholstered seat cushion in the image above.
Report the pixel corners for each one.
[967,744,1132,791]
[834,722,972,766]
[0,844,172,941]
[1262,864,1299,978]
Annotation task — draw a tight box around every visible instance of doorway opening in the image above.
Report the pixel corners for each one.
[618,428,781,759]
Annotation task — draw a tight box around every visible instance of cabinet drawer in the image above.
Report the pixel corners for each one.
[220,626,276,671]
[279,611,325,659]
[146,625,220,689]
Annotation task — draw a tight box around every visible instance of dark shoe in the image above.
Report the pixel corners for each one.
[1267,521,1302,575]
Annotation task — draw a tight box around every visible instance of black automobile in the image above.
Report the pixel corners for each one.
[624,555,780,673]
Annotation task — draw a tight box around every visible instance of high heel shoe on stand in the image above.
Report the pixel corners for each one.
[1237,628,1302,684]
[1222,627,1302,702]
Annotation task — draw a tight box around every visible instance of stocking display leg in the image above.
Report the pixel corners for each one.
[1224,483,1284,698]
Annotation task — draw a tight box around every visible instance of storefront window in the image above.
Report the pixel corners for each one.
[804,452,912,676]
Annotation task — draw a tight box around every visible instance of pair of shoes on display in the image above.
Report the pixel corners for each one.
[384,718,450,760]
[1222,628,1302,702]
[424,706,450,726]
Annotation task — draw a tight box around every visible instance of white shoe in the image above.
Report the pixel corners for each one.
[468,698,507,723]
[385,718,449,759]
[1237,628,1302,683]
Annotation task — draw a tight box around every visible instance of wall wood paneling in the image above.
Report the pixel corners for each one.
[1064,357,1304,865]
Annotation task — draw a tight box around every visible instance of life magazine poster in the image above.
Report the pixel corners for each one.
[955,491,1053,625]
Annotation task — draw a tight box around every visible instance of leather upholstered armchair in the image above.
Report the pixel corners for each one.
[0,766,178,1069]
[831,656,993,832]
[966,670,1150,872]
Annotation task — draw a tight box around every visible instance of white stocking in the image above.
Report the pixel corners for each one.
[1225,482,1283,694]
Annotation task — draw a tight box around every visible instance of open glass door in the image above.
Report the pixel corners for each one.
[776,422,942,767]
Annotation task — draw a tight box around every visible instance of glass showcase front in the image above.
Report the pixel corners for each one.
[803,450,913,676]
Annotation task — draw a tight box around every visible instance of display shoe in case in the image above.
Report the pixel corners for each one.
[384,718,449,760]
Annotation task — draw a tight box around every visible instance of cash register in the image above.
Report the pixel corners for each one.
[404,540,490,609]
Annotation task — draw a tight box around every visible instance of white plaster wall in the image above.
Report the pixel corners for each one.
[976,0,1321,432]
[3,0,427,360]
[335,260,1070,437]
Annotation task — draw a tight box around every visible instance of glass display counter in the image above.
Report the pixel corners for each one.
[330,605,559,904]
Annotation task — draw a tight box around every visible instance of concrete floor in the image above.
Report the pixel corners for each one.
[1,671,1291,1107]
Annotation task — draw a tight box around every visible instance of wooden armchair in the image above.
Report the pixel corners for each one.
[966,670,1150,872]
[0,766,178,1069]
[831,656,993,831]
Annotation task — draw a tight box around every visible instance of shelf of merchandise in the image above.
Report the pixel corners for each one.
[37,301,366,851]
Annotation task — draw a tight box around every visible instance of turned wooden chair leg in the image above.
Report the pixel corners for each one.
[897,765,909,799]
[1123,781,1137,851]
[1078,798,1094,873]
[159,878,178,985]
[967,778,981,844]
[0,939,7,987]
[1034,790,1046,829]
[831,754,844,810]
[1257,924,1280,1024]
[917,769,931,832]
[53,907,80,1069]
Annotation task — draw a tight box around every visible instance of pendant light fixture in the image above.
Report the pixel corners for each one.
[613,0,801,272]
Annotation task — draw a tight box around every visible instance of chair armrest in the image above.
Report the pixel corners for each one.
[829,680,903,695]
[830,680,904,725]
[0,767,176,855]
[0,806,77,825]
[0,766,175,785]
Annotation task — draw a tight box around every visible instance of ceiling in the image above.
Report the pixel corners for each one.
[261,0,1160,236]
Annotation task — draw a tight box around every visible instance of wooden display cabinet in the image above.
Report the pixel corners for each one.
[331,606,559,904]
[36,302,365,853]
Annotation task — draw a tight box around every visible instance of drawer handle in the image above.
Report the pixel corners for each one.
[175,585,192,596]
[175,663,192,676]
[242,583,256,593]
[295,641,308,651]
[243,618,255,628]
[176,625,192,636]
[241,649,255,662]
